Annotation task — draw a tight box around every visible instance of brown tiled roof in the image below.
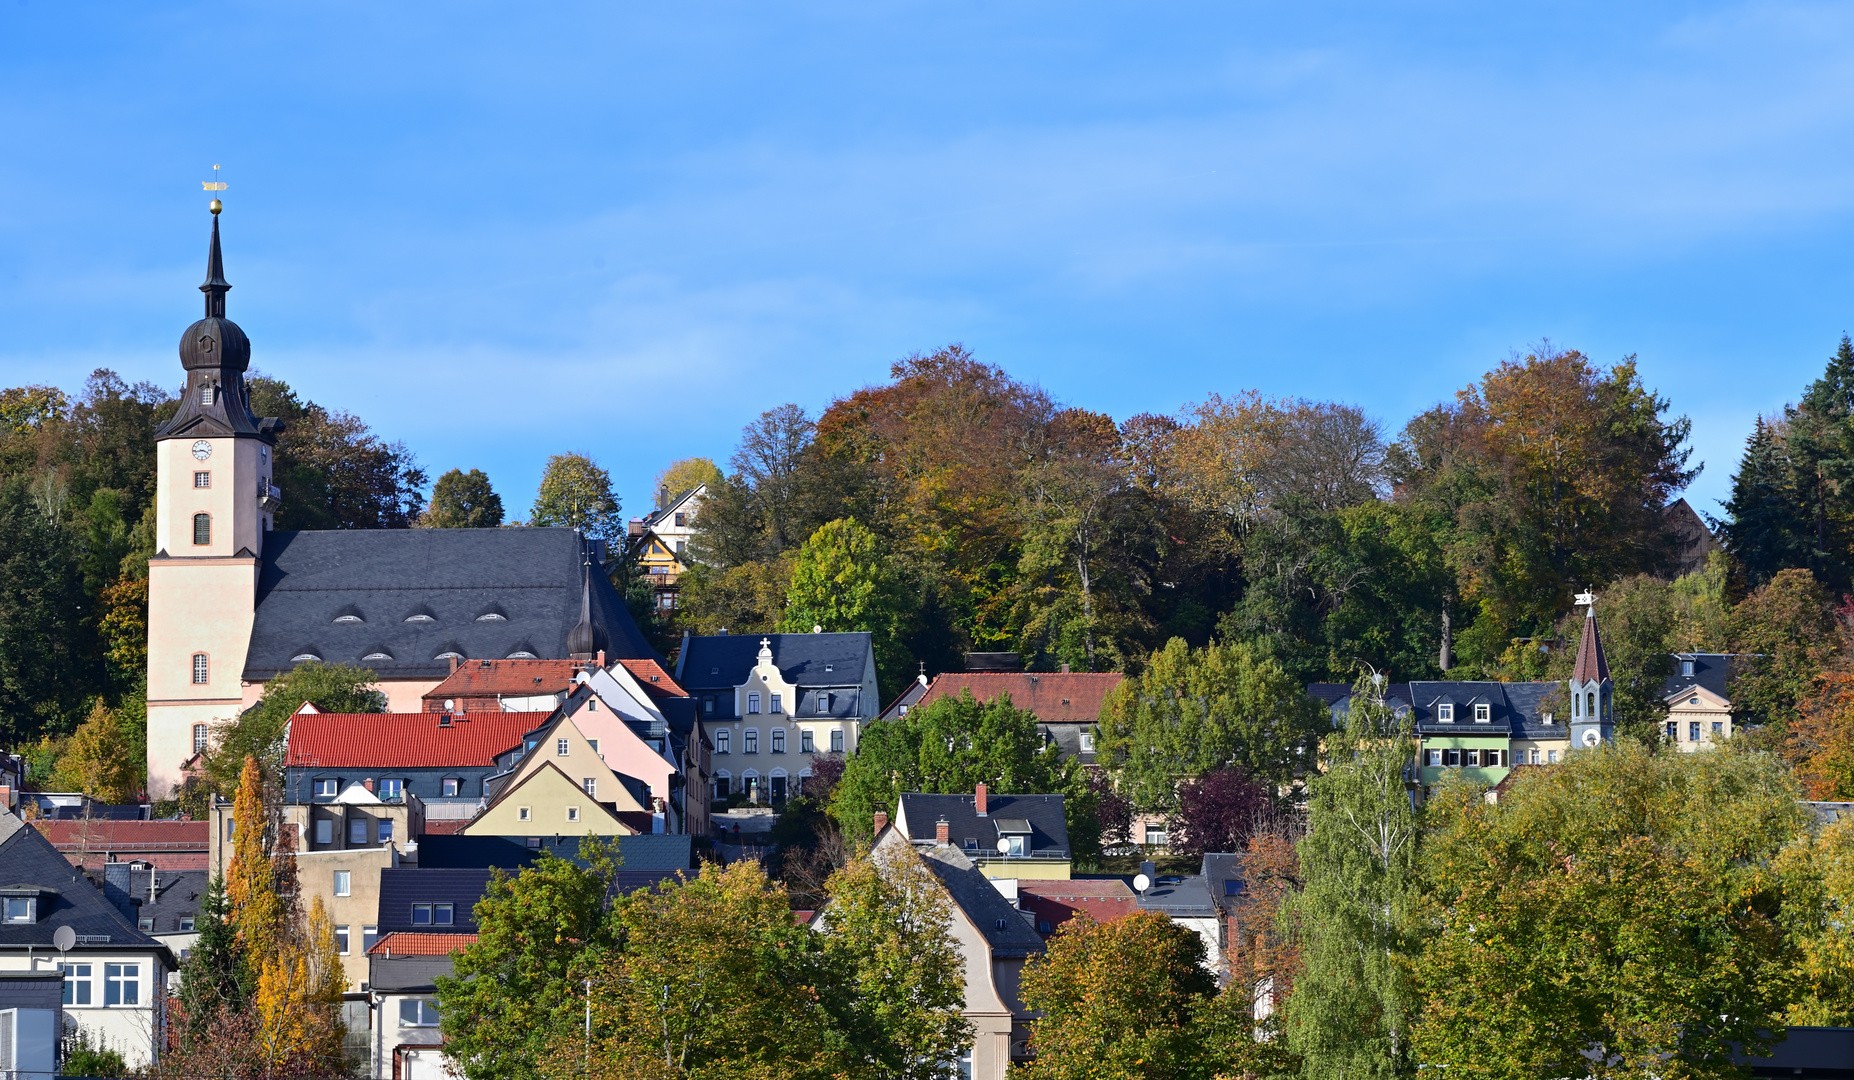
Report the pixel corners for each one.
[1017,878,1139,936]
[33,819,208,852]
[1571,613,1610,683]
[419,820,473,836]
[423,659,584,702]
[366,932,479,957]
[918,672,1124,723]
[615,659,688,697]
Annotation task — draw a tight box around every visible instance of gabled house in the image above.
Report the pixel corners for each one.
[1664,652,1742,751]
[465,762,649,838]
[894,785,1072,880]
[421,658,586,714]
[283,708,550,808]
[866,821,1045,1079]
[627,484,707,614]
[556,661,706,835]
[913,671,1123,766]
[0,809,174,1069]
[677,633,876,806]
[476,711,658,833]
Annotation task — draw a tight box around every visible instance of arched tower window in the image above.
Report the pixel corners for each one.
[192,513,211,546]
[192,653,209,684]
[1587,691,1596,719]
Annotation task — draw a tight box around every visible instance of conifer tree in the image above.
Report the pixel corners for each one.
[1279,673,1421,1079]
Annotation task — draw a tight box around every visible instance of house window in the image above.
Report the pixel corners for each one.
[179,917,196,932]
[830,730,844,753]
[587,739,600,755]
[1486,750,1503,767]
[3,897,33,923]
[674,513,686,527]
[315,819,333,845]
[1474,704,1491,723]
[379,819,394,843]
[193,470,211,488]
[583,777,597,797]
[771,694,783,714]
[716,729,730,754]
[192,653,209,684]
[1144,823,1168,846]
[1587,691,1597,718]
[1443,749,1460,767]
[1465,749,1481,767]
[350,818,368,845]
[744,729,759,754]
[193,512,211,545]
[1542,712,1554,725]
[1548,750,1559,764]
[704,696,715,715]
[1427,749,1442,767]
[1682,659,1695,677]
[1080,731,1096,753]
[442,778,461,798]
[713,773,730,800]
[518,806,531,821]
[567,806,581,822]
[801,729,815,753]
[380,778,404,799]
[556,738,570,757]
[104,964,139,1006]
[817,693,831,714]
[771,728,785,753]
[193,723,210,752]
[363,926,378,952]
[1528,749,1539,765]
[411,904,454,926]
[1712,721,1724,738]
[1665,722,1677,741]
[675,540,687,554]
[748,693,761,715]
[334,871,351,897]
[61,963,92,1005]
[336,925,351,955]
[313,778,339,798]
[138,916,154,931]
[200,384,215,406]
[1689,721,1702,742]
[1437,704,1454,722]
[401,999,441,1027]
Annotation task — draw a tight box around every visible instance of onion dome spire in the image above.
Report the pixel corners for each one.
[566,552,608,660]
[201,201,231,318]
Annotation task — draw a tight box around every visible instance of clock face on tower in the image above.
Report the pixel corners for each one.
[191,440,212,461]
[1582,730,1601,748]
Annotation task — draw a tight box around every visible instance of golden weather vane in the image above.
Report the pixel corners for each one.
[201,163,227,214]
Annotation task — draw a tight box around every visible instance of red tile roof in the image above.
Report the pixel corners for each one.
[367,932,479,957]
[1571,611,1610,683]
[615,659,688,697]
[423,659,584,702]
[285,711,549,769]
[1017,878,1139,935]
[419,819,473,835]
[918,672,1124,723]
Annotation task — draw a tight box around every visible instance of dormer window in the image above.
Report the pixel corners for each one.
[200,384,215,406]
[2,897,34,923]
[404,614,437,624]
[434,651,463,661]
[334,615,363,624]
[362,651,393,662]
[291,652,323,663]
[1474,704,1491,723]
[506,651,538,659]
[1681,659,1695,678]
[1436,704,1454,723]
[475,612,507,623]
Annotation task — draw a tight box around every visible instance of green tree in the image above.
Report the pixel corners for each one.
[247,374,428,530]
[1019,911,1216,1080]
[531,452,624,540]
[1279,675,1421,1080]
[778,517,916,695]
[1413,742,1803,1078]
[829,689,1078,842]
[177,877,250,1036]
[77,486,131,597]
[1096,636,1323,814]
[202,662,383,792]
[422,467,505,528]
[0,476,94,743]
[1722,416,1812,590]
[1728,567,1837,748]
[56,699,141,802]
[818,853,971,1080]
[1775,813,1854,1026]
[651,457,724,507]
[439,843,620,1080]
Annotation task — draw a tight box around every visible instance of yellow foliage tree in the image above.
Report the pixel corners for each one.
[56,701,140,803]
[1778,815,1854,1025]
[226,756,283,966]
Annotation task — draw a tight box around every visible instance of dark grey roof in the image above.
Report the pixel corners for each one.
[918,846,1046,959]
[243,528,655,681]
[1665,653,1740,703]
[1134,874,1219,918]
[897,792,1069,858]
[677,633,872,692]
[369,954,457,994]
[411,836,545,871]
[92,867,208,935]
[0,971,64,1012]
[0,811,167,957]
[1040,722,1096,766]
[879,678,930,722]
[1200,853,1244,912]
[379,869,494,934]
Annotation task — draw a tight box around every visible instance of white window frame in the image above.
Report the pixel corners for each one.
[566,806,581,822]
[744,728,759,754]
[193,723,209,752]
[771,728,785,754]
[104,963,139,1007]
[62,962,92,1005]
[583,777,597,797]
[800,729,815,753]
[399,998,440,1028]
[192,652,210,684]
[748,692,761,715]
[333,870,351,897]
[715,728,730,754]
[1474,703,1491,723]
[830,729,844,753]
[336,925,351,955]
[770,694,783,714]
[518,806,532,821]
[380,778,404,799]
[1079,731,1096,752]
[313,778,339,798]
[1436,703,1454,723]
[442,777,461,797]
[556,738,570,757]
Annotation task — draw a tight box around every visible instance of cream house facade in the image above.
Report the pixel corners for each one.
[1664,684,1733,751]
[465,762,642,838]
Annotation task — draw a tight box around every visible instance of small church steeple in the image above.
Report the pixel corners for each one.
[201,200,230,318]
[1568,590,1614,749]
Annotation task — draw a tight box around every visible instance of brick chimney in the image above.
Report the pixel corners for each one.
[975,782,988,817]
[872,810,889,834]
[935,817,950,845]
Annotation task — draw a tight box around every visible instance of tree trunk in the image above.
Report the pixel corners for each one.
[1439,605,1453,672]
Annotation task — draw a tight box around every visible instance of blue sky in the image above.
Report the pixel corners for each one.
[4,3,1854,519]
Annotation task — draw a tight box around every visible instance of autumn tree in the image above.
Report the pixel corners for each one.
[650,456,723,507]
[1279,674,1421,1079]
[248,374,427,529]
[1096,637,1323,814]
[1413,742,1803,1078]
[778,517,916,693]
[56,699,140,802]
[1165,766,1271,859]
[1020,911,1216,1080]
[423,467,505,528]
[1729,567,1838,747]
[531,452,624,540]
[1774,813,1854,1026]
[203,662,383,793]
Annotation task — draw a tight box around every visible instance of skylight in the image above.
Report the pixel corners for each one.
[333,615,362,624]
[405,614,437,624]
[291,653,323,663]
[476,612,507,622]
[507,651,538,659]
[362,651,393,661]
[435,651,464,661]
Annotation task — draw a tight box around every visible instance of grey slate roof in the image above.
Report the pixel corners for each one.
[1200,852,1244,912]
[678,633,871,693]
[1665,653,1739,703]
[917,845,1046,959]
[897,792,1070,858]
[369,954,458,993]
[1314,680,1568,740]
[242,528,655,681]
[93,867,208,935]
[1134,874,1219,919]
[0,810,167,957]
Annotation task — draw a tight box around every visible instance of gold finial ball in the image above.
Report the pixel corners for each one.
[209,198,223,215]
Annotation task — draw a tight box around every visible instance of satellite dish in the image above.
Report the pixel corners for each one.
[53,925,76,953]
[1132,873,1152,894]
[997,838,1012,855]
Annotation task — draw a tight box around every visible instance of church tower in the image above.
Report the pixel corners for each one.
[1567,590,1613,750]
[145,201,283,797]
